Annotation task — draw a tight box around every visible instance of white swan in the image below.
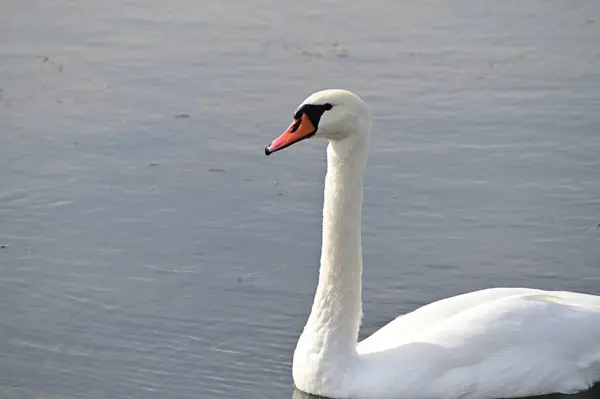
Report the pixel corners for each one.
[264,89,600,399]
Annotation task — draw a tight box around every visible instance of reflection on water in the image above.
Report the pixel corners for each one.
[1,0,599,398]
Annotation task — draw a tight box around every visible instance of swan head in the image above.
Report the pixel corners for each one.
[265,89,371,155]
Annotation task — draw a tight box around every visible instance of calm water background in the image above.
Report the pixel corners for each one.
[1,1,599,398]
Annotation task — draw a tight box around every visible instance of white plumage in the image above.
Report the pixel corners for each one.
[265,89,600,399]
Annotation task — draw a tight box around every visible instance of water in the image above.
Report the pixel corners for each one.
[1,1,599,398]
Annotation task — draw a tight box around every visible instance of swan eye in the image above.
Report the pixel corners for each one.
[292,103,333,129]
[294,103,333,120]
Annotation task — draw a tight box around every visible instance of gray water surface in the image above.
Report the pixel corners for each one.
[1,1,599,398]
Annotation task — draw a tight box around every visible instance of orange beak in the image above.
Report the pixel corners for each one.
[265,113,317,156]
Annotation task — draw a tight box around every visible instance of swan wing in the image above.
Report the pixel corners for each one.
[355,288,600,398]
[359,287,544,350]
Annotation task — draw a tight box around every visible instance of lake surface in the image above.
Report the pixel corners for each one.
[1,1,599,398]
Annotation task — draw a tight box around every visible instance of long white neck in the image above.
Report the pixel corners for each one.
[294,134,368,377]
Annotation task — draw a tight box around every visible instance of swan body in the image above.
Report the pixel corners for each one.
[265,89,600,399]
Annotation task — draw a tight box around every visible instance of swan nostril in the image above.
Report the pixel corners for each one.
[290,119,302,133]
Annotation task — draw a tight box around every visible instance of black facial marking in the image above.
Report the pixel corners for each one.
[294,103,333,127]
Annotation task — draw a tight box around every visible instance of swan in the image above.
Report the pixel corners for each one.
[264,89,600,399]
